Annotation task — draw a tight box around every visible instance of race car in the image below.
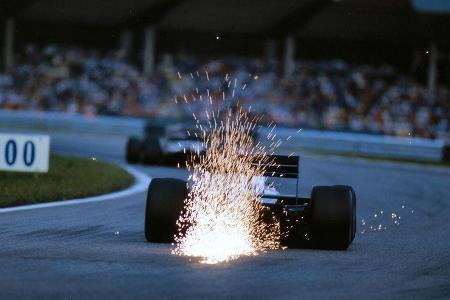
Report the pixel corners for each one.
[126,122,258,166]
[125,122,205,165]
[144,154,356,250]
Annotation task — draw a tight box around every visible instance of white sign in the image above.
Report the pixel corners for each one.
[0,133,50,173]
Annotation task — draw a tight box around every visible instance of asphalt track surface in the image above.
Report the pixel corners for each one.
[1,132,449,299]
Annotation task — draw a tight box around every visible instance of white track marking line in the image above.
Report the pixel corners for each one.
[0,165,151,214]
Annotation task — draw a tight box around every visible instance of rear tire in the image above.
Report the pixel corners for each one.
[145,178,188,243]
[142,137,162,164]
[125,137,142,163]
[310,185,356,250]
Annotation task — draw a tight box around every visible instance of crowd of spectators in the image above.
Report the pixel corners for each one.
[0,44,448,139]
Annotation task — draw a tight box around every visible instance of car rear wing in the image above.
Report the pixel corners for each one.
[252,154,300,199]
[253,155,299,179]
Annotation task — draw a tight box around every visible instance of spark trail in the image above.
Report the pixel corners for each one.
[172,108,280,264]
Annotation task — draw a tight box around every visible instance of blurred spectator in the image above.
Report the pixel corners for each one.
[0,44,448,139]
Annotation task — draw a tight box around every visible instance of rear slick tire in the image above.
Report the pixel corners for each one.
[142,137,162,164]
[125,137,142,163]
[144,178,188,243]
[310,185,356,250]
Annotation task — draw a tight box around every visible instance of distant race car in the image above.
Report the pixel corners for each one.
[126,122,205,165]
[144,154,356,250]
[126,122,258,166]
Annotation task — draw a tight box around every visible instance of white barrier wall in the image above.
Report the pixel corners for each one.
[0,110,447,162]
[259,127,445,162]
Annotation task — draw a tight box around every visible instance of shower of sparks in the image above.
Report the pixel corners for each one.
[172,108,280,264]
[168,70,303,263]
[359,202,414,234]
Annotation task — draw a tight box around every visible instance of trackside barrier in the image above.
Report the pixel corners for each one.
[0,110,144,135]
[258,127,446,162]
[0,110,447,162]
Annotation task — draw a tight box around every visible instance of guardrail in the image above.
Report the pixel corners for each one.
[259,127,446,162]
[0,110,448,162]
[0,110,144,135]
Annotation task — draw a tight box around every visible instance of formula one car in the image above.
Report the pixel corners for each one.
[126,123,204,165]
[126,122,258,166]
[144,154,356,250]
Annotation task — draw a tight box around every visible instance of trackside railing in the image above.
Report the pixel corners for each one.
[0,110,448,162]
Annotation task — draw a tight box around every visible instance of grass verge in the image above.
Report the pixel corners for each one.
[0,155,134,208]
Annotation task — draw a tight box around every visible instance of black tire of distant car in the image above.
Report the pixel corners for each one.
[350,186,356,242]
[142,137,163,164]
[126,137,142,163]
[144,178,188,243]
[310,185,356,250]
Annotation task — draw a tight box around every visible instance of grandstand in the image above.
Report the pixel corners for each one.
[0,0,449,139]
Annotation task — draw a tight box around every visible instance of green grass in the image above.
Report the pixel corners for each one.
[0,155,134,208]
